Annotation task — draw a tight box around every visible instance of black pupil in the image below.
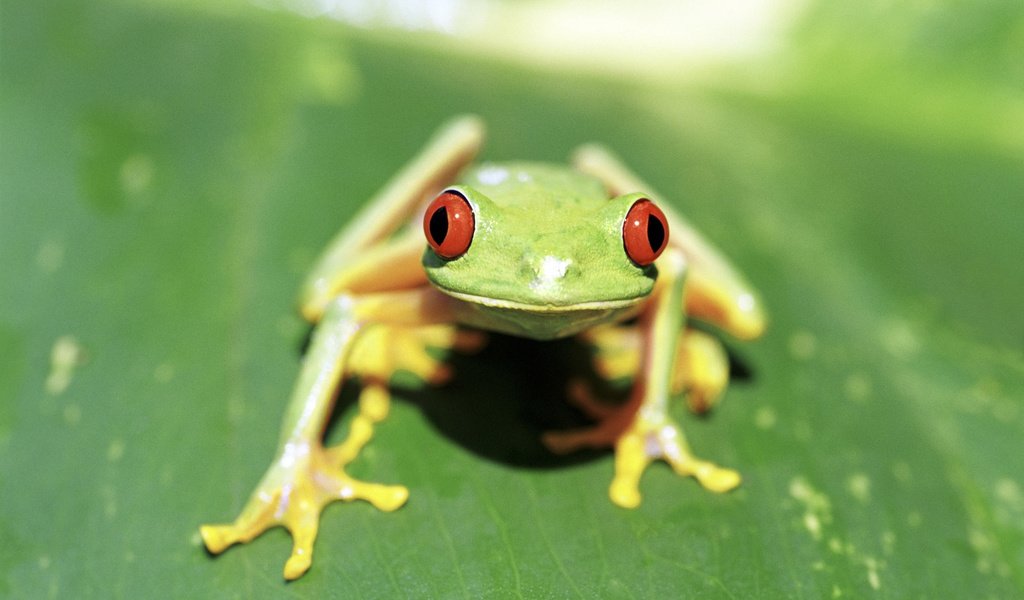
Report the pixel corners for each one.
[429,206,449,243]
[647,214,665,251]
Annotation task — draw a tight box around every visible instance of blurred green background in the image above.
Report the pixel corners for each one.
[2,0,1022,597]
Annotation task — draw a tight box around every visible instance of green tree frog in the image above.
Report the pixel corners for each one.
[200,116,766,580]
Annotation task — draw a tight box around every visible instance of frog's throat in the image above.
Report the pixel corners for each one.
[436,287,645,313]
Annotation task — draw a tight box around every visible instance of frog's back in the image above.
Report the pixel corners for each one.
[460,162,608,210]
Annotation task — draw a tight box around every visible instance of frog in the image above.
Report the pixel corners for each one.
[199,115,766,580]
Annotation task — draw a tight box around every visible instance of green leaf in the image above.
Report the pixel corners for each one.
[2,1,1021,597]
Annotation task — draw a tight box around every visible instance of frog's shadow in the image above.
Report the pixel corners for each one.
[320,329,754,471]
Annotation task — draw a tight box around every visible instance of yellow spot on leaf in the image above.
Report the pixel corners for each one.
[154,362,175,383]
[865,555,881,590]
[843,372,872,403]
[107,439,125,462]
[789,477,832,541]
[787,330,817,360]
[62,404,81,426]
[36,240,64,273]
[754,406,777,430]
[892,461,912,483]
[880,319,919,359]
[846,472,871,504]
[119,154,154,197]
[46,336,85,395]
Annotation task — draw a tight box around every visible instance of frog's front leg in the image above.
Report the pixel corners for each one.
[200,288,455,580]
[545,249,739,508]
[580,324,730,415]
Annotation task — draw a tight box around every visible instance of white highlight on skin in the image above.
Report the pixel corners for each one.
[737,292,756,313]
[276,483,293,519]
[279,441,310,469]
[476,165,508,185]
[530,255,572,292]
[642,425,676,459]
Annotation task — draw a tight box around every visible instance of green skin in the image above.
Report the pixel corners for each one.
[200,116,761,581]
[425,162,656,340]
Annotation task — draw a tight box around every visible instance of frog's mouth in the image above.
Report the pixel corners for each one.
[436,287,645,340]
[437,287,645,313]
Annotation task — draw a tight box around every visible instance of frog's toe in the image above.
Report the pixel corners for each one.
[200,490,281,554]
[199,523,244,555]
[609,416,741,504]
[392,340,452,384]
[283,513,318,580]
[662,434,740,493]
[580,326,640,382]
[418,325,488,353]
[690,463,741,493]
[347,325,459,385]
[609,480,642,509]
[200,444,410,579]
[354,481,409,512]
[608,429,648,508]
[394,326,485,381]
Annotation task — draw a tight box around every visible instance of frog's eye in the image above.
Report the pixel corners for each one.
[424,190,475,259]
[622,198,669,266]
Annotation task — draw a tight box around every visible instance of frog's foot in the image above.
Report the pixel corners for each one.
[348,324,486,386]
[579,325,640,384]
[199,445,408,579]
[543,396,739,508]
[200,385,408,580]
[608,416,740,508]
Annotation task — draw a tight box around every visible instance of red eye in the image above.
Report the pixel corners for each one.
[424,190,475,259]
[623,199,669,266]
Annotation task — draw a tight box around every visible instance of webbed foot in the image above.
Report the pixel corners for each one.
[543,385,739,508]
[608,416,740,508]
[348,323,486,385]
[200,445,408,579]
[200,385,407,580]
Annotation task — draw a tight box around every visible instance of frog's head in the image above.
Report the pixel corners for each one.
[421,178,670,339]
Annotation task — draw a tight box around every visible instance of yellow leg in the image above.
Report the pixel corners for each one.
[200,288,456,580]
[545,250,740,508]
[581,325,731,415]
